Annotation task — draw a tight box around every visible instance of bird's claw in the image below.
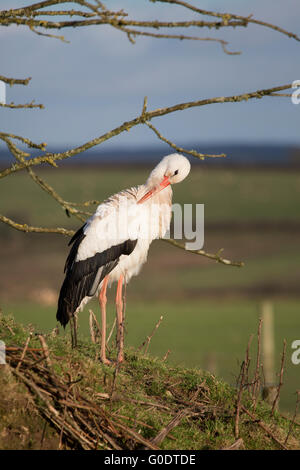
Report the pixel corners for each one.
[101,357,113,366]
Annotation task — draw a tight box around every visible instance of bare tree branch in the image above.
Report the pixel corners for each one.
[0,75,31,86]
[0,213,74,236]
[0,134,88,222]
[0,83,294,180]
[105,24,241,55]
[157,0,300,42]
[0,100,44,109]
[0,132,46,150]
[0,0,298,51]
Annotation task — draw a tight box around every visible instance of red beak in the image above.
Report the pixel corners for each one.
[137,175,170,204]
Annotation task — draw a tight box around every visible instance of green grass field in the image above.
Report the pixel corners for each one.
[0,165,299,414]
[1,166,300,226]
[2,297,299,413]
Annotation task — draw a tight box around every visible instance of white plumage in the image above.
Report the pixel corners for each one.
[56,153,191,363]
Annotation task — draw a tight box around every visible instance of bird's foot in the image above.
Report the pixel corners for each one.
[100,356,113,366]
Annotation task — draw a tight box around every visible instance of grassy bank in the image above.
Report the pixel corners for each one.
[1,298,299,414]
[1,314,299,450]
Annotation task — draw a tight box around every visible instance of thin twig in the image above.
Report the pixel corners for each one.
[89,311,97,344]
[164,238,244,267]
[16,334,32,371]
[271,340,287,416]
[253,318,263,409]
[162,349,171,361]
[157,0,300,42]
[106,318,116,346]
[235,360,245,439]
[241,406,288,450]
[37,335,52,367]
[110,362,121,399]
[138,315,163,353]
[0,101,44,109]
[221,438,244,450]
[151,409,190,446]
[244,334,253,388]
[235,334,253,439]
[284,391,300,445]
[146,120,226,159]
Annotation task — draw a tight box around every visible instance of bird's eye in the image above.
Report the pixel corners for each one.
[174,170,179,176]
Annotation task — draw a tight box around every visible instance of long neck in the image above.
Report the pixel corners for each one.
[151,185,173,239]
[155,184,172,206]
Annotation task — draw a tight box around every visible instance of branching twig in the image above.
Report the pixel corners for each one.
[110,25,241,55]
[1,0,299,48]
[0,74,31,86]
[157,0,300,42]
[0,132,46,150]
[145,121,226,160]
[164,238,244,267]
[1,134,87,223]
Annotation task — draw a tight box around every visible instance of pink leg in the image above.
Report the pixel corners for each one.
[99,275,111,365]
[116,274,125,363]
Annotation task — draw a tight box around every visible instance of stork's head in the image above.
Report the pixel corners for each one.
[138,153,191,204]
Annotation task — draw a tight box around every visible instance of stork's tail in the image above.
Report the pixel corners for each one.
[56,277,74,327]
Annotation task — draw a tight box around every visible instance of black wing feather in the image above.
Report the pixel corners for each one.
[64,224,86,273]
[56,226,137,327]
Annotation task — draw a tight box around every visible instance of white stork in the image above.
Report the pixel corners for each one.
[56,153,191,364]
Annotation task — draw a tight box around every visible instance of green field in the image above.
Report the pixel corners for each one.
[1,166,300,226]
[0,165,300,413]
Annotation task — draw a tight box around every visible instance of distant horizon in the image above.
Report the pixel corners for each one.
[1,141,300,167]
[1,140,300,150]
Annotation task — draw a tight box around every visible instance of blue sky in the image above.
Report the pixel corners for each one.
[1,0,300,150]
